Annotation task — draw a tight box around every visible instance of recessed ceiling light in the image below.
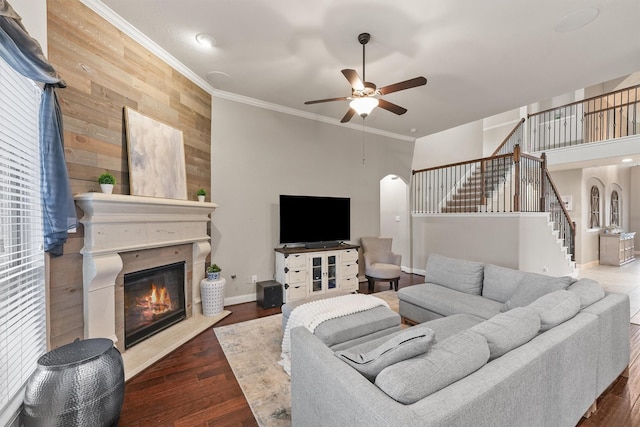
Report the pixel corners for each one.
[206,71,232,87]
[622,158,633,163]
[196,33,216,48]
[554,8,599,33]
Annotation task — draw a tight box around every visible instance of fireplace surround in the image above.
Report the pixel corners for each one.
[75,193,220,376]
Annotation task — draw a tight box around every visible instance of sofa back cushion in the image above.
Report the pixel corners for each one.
[482,264,528,303]
[335,326,435,382]
[375,329,489,404]
[567,278,605,309]
[470,307,540,360]
[500,273,573,312]
[424,254,484,295]
[527,290,581,331]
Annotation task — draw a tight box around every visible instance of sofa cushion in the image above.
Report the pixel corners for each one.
[375,329,489,404]
[500,273,573,312]
[424,254,484,295]
[314,306,401,347]
[482,264,528,303]
[568,278,605,309]
[335,326,435,382]
[398,283,503,320]
[470,307,540,360]
[528,290,581,331]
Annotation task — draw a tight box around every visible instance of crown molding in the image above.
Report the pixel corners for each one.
[80,0,415,143]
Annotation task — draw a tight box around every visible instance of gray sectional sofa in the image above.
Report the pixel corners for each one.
[290,254,630,427]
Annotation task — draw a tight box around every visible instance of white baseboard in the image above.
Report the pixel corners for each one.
[224,293,257,306]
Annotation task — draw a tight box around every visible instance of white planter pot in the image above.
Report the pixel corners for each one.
[198,195,205,202]
[207,272,220,281]
[100,184,114,194]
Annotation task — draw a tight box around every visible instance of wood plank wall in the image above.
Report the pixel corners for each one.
[46,0,212,348]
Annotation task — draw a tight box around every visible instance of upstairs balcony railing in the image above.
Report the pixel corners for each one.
[412,146,575,260]
[528,83,640,152]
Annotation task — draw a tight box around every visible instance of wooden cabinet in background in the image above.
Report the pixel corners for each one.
[599,232,636,266]
[274,245,360,303]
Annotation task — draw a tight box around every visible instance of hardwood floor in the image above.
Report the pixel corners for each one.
[118,272,639,426]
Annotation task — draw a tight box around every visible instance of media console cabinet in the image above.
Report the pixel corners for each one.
[274,245,359,303]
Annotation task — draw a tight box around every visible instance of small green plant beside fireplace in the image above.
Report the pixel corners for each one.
[207,264,221,281]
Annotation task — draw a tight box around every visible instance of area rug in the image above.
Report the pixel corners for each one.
[213,290,399,427]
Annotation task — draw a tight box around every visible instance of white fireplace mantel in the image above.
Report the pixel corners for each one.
[75,192,218,343]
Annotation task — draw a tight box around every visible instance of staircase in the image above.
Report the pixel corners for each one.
[412,120,576,271]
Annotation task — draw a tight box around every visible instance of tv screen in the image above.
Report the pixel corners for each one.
[279,195,350,245]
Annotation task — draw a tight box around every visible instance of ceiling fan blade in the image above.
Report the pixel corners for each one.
[341,69,365,91]
[378,99,407,115]
[378,76,427,95]
[340,108,356,123]
[304,96,349,105]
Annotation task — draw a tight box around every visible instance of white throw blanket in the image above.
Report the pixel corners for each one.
[279,293,389,375]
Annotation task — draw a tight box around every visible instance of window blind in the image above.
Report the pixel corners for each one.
[0,56,46,422]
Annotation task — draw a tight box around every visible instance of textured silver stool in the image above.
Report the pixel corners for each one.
[23,338,124,427]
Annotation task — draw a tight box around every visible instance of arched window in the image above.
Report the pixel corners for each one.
[590,185,600,228]
[611,190,620,227]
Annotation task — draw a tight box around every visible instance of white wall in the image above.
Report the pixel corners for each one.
[211,98,414,302]
[631,166,640,252]
[11,0,48,54]
[411,214,573,277]
[412,121,483,171]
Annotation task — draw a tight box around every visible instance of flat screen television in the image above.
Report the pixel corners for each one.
[279,195,350,247]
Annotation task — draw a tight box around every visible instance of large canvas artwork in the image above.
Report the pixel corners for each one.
[124,107,187,200]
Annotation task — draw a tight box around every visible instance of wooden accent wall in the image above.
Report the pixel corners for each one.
[46,0,212,348]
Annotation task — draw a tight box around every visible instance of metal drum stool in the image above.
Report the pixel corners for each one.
[22,338,124,427]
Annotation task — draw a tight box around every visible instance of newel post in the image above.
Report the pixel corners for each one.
[513,144,521,212]
[540,152,547,212]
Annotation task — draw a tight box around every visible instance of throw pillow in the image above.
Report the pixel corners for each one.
[470,307,540,360]
[375,329,489,404]
[501,273,573,312]
[568,278,605,308]
[527,290,581,331]
[335,326,435,382]
[424,254,484,295]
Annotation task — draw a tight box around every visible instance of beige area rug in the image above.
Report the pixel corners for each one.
[213,290,399,427]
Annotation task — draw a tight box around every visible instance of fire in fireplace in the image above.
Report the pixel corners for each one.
[124,261,186,348]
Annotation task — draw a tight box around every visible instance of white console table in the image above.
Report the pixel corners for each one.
[274,245,359,303]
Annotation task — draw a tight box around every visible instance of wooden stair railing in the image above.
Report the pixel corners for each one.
[528,83,640,152]
[412,147,576,260]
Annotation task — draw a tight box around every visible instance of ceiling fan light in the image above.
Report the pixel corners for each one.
[350,97,379,118]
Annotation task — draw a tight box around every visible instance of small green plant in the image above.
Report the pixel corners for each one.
[98,172,116,185]
[197,188,206,196]
[207,264,221,273]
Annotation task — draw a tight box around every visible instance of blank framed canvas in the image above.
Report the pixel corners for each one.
[124,107,187,200]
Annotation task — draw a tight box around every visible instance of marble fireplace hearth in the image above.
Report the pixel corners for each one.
[75,193,228,379]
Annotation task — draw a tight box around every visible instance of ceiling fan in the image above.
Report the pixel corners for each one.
[304,32,427,123]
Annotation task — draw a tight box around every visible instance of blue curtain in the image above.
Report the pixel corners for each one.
[0,0,76,256]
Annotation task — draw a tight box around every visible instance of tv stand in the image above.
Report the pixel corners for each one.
[304,241,341,249]
[274,244,359,303]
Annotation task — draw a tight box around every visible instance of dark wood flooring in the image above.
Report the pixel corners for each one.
[118,273,639,426]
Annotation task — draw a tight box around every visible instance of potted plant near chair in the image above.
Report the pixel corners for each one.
[98,172,116,194]
[197,188,206,202]
[207,264,221,280]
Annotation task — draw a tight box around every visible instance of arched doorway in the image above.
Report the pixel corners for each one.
[380,175,410,272]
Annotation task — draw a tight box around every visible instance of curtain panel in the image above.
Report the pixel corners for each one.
[0,0,76,256]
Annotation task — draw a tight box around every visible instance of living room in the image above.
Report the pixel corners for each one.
[3,0,640,425]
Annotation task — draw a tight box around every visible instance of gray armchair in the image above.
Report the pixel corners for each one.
[360,237,402,292]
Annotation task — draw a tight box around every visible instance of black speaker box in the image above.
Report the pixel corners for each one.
[257,280,282,309]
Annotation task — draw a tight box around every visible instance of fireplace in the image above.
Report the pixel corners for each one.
[124,261,186,349]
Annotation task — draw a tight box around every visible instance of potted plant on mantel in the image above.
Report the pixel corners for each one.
[206,264,221,281]
[197,188,206,202]
[98,172,116,194]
